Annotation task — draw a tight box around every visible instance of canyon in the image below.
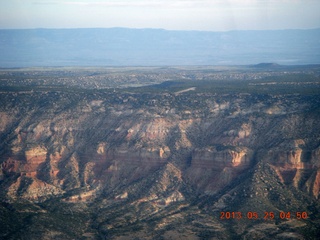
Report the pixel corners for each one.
[0,66,320,239]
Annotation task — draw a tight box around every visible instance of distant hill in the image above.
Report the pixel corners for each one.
[252,63,281,68]
[0,28,319,67]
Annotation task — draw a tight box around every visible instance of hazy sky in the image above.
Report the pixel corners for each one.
[1,0,319,31]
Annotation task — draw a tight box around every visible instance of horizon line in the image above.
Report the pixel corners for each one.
[1,27,320,33]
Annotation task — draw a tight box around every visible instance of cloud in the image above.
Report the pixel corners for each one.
[3,0,319,30]
[32,0,313,9]
[31,0,258,8]
[35,0,204,8]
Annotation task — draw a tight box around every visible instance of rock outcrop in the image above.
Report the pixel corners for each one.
[1,90,320,202]
[186,146,253,193]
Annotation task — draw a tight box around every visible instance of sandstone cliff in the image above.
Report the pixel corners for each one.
[1,89,319,202]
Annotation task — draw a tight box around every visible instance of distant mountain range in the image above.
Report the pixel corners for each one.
[0,28,319,67]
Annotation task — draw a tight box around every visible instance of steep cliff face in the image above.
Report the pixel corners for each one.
[186,146,253,193]
[1,90,319,202]
[263,141,320,199]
